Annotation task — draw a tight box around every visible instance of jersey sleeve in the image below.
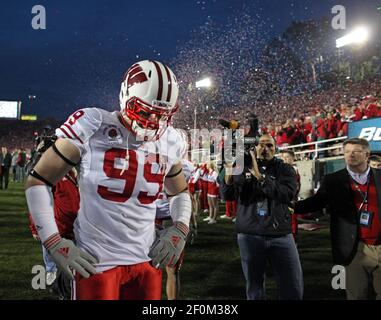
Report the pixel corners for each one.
[55,108,103,156]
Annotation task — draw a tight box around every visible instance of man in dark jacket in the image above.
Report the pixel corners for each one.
[295,138,381,300]
[221,134,302,300]
[0,146,12,190]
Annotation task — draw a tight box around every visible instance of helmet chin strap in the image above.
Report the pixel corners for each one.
[119,110,164,175]
[120,120,157,176]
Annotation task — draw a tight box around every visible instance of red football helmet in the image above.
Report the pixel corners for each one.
[119,60,179,141]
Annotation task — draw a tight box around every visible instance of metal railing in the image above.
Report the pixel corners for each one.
[277,136,348,159]
[189,136,349,163]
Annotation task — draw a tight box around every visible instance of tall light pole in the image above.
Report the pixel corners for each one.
[28,94,36,113]
[194,77,211,131]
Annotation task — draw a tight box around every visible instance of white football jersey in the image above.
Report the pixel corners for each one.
[55,108,185,271]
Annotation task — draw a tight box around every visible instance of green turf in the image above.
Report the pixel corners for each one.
[0,181,57,299]
[0,182,345,299]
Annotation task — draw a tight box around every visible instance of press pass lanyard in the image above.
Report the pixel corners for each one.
[351,174,370,213]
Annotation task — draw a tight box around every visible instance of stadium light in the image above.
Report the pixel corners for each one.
[194,77,212,133]
[336,26,370,48]
[195,77,211,88]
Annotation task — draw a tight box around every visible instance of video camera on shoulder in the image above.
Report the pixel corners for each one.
[34,125,56,152]
[26,126,57,175]
[219,113,259,168]
[35,134,57,154]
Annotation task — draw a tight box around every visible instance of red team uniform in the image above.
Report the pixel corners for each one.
[206,170,219,198]
[25,60,191,300]
[55,107,186,299]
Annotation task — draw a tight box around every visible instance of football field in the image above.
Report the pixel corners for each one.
[0,181,345,300]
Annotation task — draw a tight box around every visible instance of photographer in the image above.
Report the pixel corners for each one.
[221,134,303,300]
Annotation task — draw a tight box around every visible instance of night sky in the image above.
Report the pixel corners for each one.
[0,0,379,120]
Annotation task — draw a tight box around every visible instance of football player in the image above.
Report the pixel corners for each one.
[25,60,191,300]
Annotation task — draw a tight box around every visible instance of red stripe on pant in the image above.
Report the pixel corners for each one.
[201,181,209,210]
[225,200,237,217]
[74,262,162,300]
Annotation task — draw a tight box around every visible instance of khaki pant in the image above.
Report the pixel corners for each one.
[345,241,381,300]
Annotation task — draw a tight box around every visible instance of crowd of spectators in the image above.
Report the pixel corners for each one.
[174,78,381,148]
[0,79,379,158]
[0,118,60,150]
[0,119,61,178]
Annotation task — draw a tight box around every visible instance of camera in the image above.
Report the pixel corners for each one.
[25,126,57,175]
[34,125,57,154]
[35,134,57,154]
[219,113,259,168]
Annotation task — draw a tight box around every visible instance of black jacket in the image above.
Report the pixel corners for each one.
[295,168,381,266]
[0,152,12,170]
[221,157,297,236]
[217,167,235,201]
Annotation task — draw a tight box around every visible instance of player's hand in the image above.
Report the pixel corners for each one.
[44,233,98,280]
[148,222,189,269]
[32,234,40,241]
